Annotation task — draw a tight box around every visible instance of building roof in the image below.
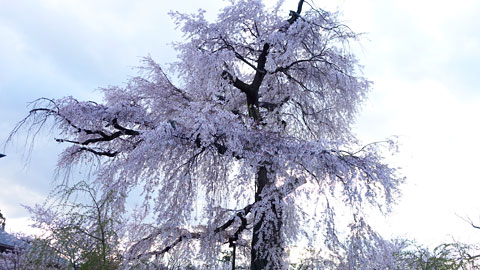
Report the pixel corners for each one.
[0,231,23,250]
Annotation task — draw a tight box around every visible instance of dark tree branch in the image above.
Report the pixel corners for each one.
[193,133,237,158]
[278,177,306,198]
[221,71,250,94]
[30,108,111,139]
[148,231,202,256]
[287,0,304,24]
[132,175,306,259]
[134,203,253,259]
[31,107,140,149]
[281,70,310,92]
[111,118,140,136]
[251,43,270,90]
[459,215,480,230]
[272,54,328,74]
[229,214,247,247]
[77,147,118,158]
[258,97,290,111]
[220,37,259,72]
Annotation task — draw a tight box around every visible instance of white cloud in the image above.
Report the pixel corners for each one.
[0,176,45,233]
[356,75,480,245]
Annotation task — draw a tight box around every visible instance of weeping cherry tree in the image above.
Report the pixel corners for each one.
[10,0,403,269]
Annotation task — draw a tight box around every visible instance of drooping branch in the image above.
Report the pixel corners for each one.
[130,203,253,259]
[147,231,202,256]
[27,104,140,148]
[31,100,239,160]
[76,147,118,158]
[130,175,307,259]
[27,102,237,160]
[459,215,480,230]
[28,107,111,139]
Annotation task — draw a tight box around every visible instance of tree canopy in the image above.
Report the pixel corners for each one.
[10,0,404,269]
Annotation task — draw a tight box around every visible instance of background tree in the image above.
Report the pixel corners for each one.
[23,181,123,270]
[392,240,480,270]
[9,0,403,268]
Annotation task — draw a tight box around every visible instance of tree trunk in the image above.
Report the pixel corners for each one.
[250,166,284,269]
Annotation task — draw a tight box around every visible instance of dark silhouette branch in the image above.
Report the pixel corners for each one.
[221,71,250,94]
[133,203,253,259]
[132,175,307,259]
[258,97,290,111]
[287,0,304,24]
[459,215,480,230]
[77,147,118,158]
[220,37,259,72]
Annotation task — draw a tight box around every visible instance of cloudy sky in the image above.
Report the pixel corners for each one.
[1,0,479,247]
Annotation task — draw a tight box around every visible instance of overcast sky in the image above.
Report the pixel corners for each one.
[1,0,479,247]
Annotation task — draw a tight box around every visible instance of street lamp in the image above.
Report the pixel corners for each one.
[0,154,5,158]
